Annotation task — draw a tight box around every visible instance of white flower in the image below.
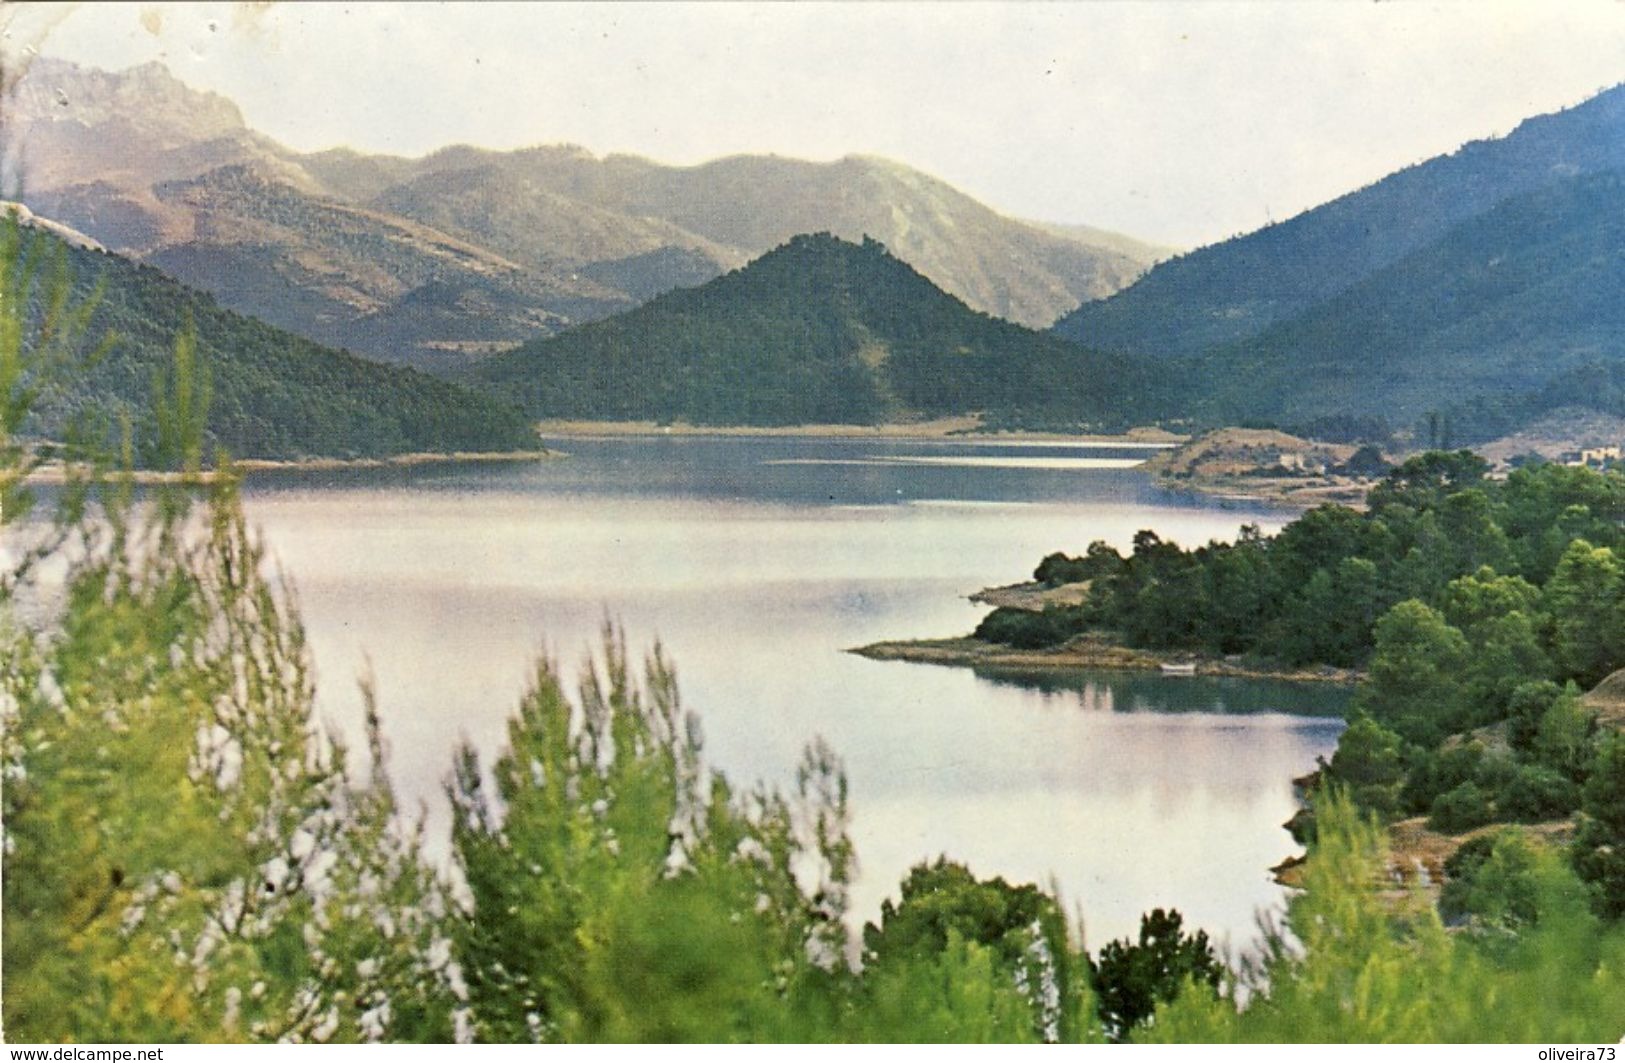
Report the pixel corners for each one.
[445,961,469,1002]
[302,849,339,899]
[262,856,291,892]
[310,1008,339,1043]
[359,999,391,1042]
[216,739,243,790]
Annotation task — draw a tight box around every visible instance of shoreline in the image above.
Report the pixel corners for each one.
[533,417,1187,445]
[1154,475,1372,512]
[23,449,557,485]
[849,634,1362,685]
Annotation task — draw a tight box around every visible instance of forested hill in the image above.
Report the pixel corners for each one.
[1053,82,1625,357]
[26,224,541,461]
[469,233,1163,428]
[1184,168,1625,432]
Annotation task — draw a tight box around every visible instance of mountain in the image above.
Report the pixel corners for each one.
[370,148,1161,328]
[1054,83,1625,358]
[137,164,632,368]
[1185,169,1625,433]
[4,58,1164,370]
[12,215,540,461]
[468,233,1163,428]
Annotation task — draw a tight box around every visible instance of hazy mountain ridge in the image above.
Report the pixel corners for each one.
[470,233,1165,428]
[343,144,1164,327]
[1054,82,1625,358]
[134,164,633,367]
[1182,167,1625,430]
[3,57,1162,369]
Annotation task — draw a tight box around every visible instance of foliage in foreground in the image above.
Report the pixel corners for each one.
[1144,795,1625,1043]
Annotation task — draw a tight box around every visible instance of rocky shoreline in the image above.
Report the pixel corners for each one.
[1155,475,1371,511]
[849,632,1361,685]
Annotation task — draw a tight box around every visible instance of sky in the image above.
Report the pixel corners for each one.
[5,1,1625,249]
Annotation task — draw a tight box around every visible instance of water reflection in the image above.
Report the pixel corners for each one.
[239,435,1341,953]
[972,666,1353,716]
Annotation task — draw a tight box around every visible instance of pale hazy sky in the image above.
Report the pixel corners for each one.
[6,1,1625,248]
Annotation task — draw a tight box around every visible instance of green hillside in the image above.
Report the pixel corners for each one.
[469,233,1163,428]
[25,224,541,461]
[1054,83,1625,356]
[1186,169,1625,435]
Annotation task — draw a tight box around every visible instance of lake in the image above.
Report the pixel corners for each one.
[239,434,1350,955]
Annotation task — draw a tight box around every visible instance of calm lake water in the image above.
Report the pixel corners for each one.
[239,435,1349,954]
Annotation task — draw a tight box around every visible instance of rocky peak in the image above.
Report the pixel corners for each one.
[7,56,245,141]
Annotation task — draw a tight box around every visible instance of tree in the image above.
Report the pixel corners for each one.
[1089,908,1221,1041]
[1367,450,1489,513]
[1353,600,1471,746]
[2,454,458,1043]
[1145,794,1625,1042]
[1322,715,1406,818]
[861,859,1080,1043]
[1544,540,1625,686]
[1275,556,1383,666]
[448,634,857,1042]
[1572,734,1625,919]
[1,263,459,1041]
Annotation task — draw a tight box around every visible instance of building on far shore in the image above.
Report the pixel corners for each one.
[1559,445,1622,469]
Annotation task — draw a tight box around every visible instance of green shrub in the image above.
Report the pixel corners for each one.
[1500,765,1582,823]
[1430,781,1497,833]
[973,605,1088,649]
[1439,832,1540,928]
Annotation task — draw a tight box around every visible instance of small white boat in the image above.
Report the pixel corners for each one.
[1159,662,1197,676]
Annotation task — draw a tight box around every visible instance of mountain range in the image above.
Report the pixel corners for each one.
[1185,167,1625,433]
[5,58,1166,371]
[1054,83,1625,359]
[9,55,1624,443]
[1054,81,1625,439]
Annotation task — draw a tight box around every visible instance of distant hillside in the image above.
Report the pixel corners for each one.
[19,221,540,462]
[137,164,631,368]
[366,160,746,285]
[1054,83,1625,357]
[5,58,1162,369]
[373,149,1158,328]
[1475,408,1625,467]
[470,234,1162,428]
[1185,169,1625,432]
